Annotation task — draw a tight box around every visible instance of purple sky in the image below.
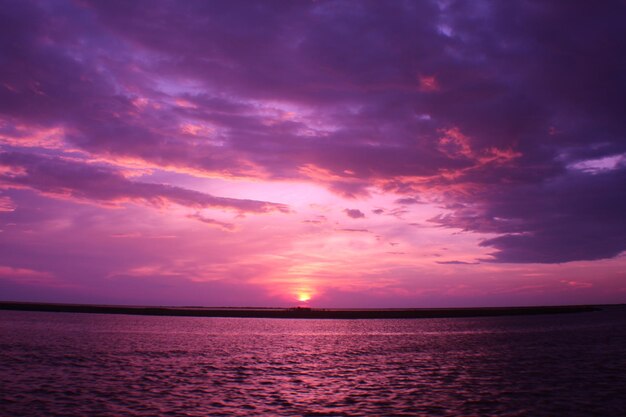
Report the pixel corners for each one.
[1,0,625,307]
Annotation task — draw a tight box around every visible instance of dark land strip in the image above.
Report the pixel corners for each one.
[0,301,600,319]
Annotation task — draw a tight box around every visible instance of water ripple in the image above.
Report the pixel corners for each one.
[1,308,625,416]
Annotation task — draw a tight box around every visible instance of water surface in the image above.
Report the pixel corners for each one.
[1,307,625,416]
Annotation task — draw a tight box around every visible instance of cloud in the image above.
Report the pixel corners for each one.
[0,152,288,213]
[0,195,15,212]
[0,0,624,267]
[433,169,626,263]
[561,280,593,289]
[395,197,422,205]
[187,212,235,231]
[0,265,59,286]
[344,208,365,219]
[436,261,479,265]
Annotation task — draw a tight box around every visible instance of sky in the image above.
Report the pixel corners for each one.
[1,0,625,308]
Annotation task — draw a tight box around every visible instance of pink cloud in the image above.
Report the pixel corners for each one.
[0,195,15,212]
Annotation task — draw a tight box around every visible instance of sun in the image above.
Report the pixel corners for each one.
[296,292,311,302]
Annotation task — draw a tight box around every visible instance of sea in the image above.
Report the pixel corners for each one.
[1,306,625,416]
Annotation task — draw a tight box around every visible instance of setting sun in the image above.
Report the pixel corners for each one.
[296,293,312,302]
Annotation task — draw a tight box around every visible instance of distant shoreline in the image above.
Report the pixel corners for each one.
[0,301,601,319]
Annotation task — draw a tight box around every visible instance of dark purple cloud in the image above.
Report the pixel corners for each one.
[338,228,370,233]
[186,212,235,231]
[432,168,626,263]
[344,209,365,219]
[395,197,423,205]
[0,0,625,265]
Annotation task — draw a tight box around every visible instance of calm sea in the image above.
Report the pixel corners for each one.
[1,307,625,416]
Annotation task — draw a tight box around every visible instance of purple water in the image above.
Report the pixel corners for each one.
[1,307,625,416]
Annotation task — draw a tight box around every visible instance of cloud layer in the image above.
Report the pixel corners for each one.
[1,0,625,306]
[0,152,288,213]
